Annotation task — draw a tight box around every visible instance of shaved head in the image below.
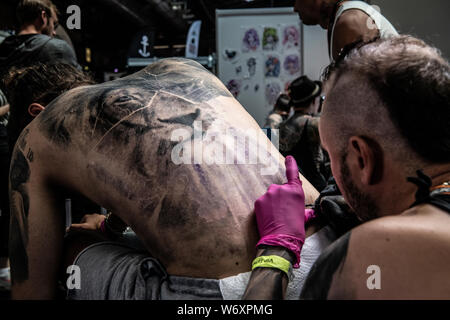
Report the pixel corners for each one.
[322,35,450,169]
[322,71,421,172]
[319,35,450,220]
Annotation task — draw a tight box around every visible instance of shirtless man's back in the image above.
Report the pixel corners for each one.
[9,58,319,299]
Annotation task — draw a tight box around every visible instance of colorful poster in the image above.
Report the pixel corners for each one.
[265,82,282,106]
[262,27,279,51]
[282,25,300,50]
[226,79,242,98]
[246,57,257,77]
[242,28,260,52]
[265,55,281,78]
[283,54,301,76]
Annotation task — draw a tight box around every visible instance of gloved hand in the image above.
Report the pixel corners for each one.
[313,177,361,237]
[254,156,313,268]
[318,195,360,236]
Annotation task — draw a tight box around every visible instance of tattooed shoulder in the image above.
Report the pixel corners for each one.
[300,231,351,300]
[9,133,33,284]
[36,59,232,153]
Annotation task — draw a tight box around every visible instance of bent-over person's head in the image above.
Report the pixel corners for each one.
[319,35,450,221]
[16,0,59,37]
[4,62,95,153]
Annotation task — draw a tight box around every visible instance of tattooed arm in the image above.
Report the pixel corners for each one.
[243,232,351,300]
[9,129,65,299]
[242,246,295,300]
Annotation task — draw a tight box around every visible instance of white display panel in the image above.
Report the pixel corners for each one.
[216,7,329,127]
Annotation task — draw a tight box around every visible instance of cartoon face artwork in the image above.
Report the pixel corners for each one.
[242,28,260,52]
[247,57,257,77]
[263,27,279,51]
[283,55,300,76]
[265,56,281,78]
[283,26,300,50]
[265,82,282,106]
[226,79,241,98]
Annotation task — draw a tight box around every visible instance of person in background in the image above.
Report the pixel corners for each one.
[279,76,329,191]
[0,30,11,293]
[294,0,398,61]
[264,94,291,129]
[0,0,79,85]
[0,89,9,293]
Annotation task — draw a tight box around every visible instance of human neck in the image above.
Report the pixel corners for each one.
[18,25,40,36]
[425,165,450,188]
[320,0,347,29]
[376,164,450,218]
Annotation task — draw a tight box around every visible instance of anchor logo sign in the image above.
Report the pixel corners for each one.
[138,35,151,58]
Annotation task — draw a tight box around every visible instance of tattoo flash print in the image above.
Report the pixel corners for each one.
[247,57,257,77]
[242,28,260,52]
[283,54,300,76]
[283,26,300,50]
[265,56,281,78]
[265,82,282,106]
[263,27,279,51]
[226,79,242,98]
[223,49,239,62]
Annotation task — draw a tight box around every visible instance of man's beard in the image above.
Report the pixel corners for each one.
[340,153,379,222]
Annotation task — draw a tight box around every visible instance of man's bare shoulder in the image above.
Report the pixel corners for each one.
[333,9,379,59]
[329,206,450,299]
[351,204,450,247]
[336,9,375,32]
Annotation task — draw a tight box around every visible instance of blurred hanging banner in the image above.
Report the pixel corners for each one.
[128,27,155,59]
[185,20,202,58]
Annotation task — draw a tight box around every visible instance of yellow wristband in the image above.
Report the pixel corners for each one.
[252,255,293,281]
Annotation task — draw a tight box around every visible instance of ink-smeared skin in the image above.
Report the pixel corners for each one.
[300,232,351,300]
[8,129,33,284]
[31,58,319,278]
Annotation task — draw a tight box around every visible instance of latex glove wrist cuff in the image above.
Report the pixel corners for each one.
[256,234,304,268]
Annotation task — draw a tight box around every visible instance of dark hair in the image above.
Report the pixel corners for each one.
[4,63,95,153]
[326,35,450,164]
[16,0,57,27]
[274,93,290,111]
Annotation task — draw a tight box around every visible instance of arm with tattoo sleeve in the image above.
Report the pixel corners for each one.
[9,129,64,299]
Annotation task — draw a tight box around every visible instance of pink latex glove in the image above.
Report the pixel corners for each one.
[254,156,315,268]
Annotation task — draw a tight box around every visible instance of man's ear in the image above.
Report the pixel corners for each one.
[40,10,48,26]
[28,103,45,117]
[348,136,383,185]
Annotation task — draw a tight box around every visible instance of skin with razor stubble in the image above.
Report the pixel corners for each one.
[9,58,319,298]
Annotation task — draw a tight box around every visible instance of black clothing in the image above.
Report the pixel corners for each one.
[407,170,450,214]
[279,114,330,191]
[0,33,79,86]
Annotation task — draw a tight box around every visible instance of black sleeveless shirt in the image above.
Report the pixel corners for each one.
[407,170,450,214]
